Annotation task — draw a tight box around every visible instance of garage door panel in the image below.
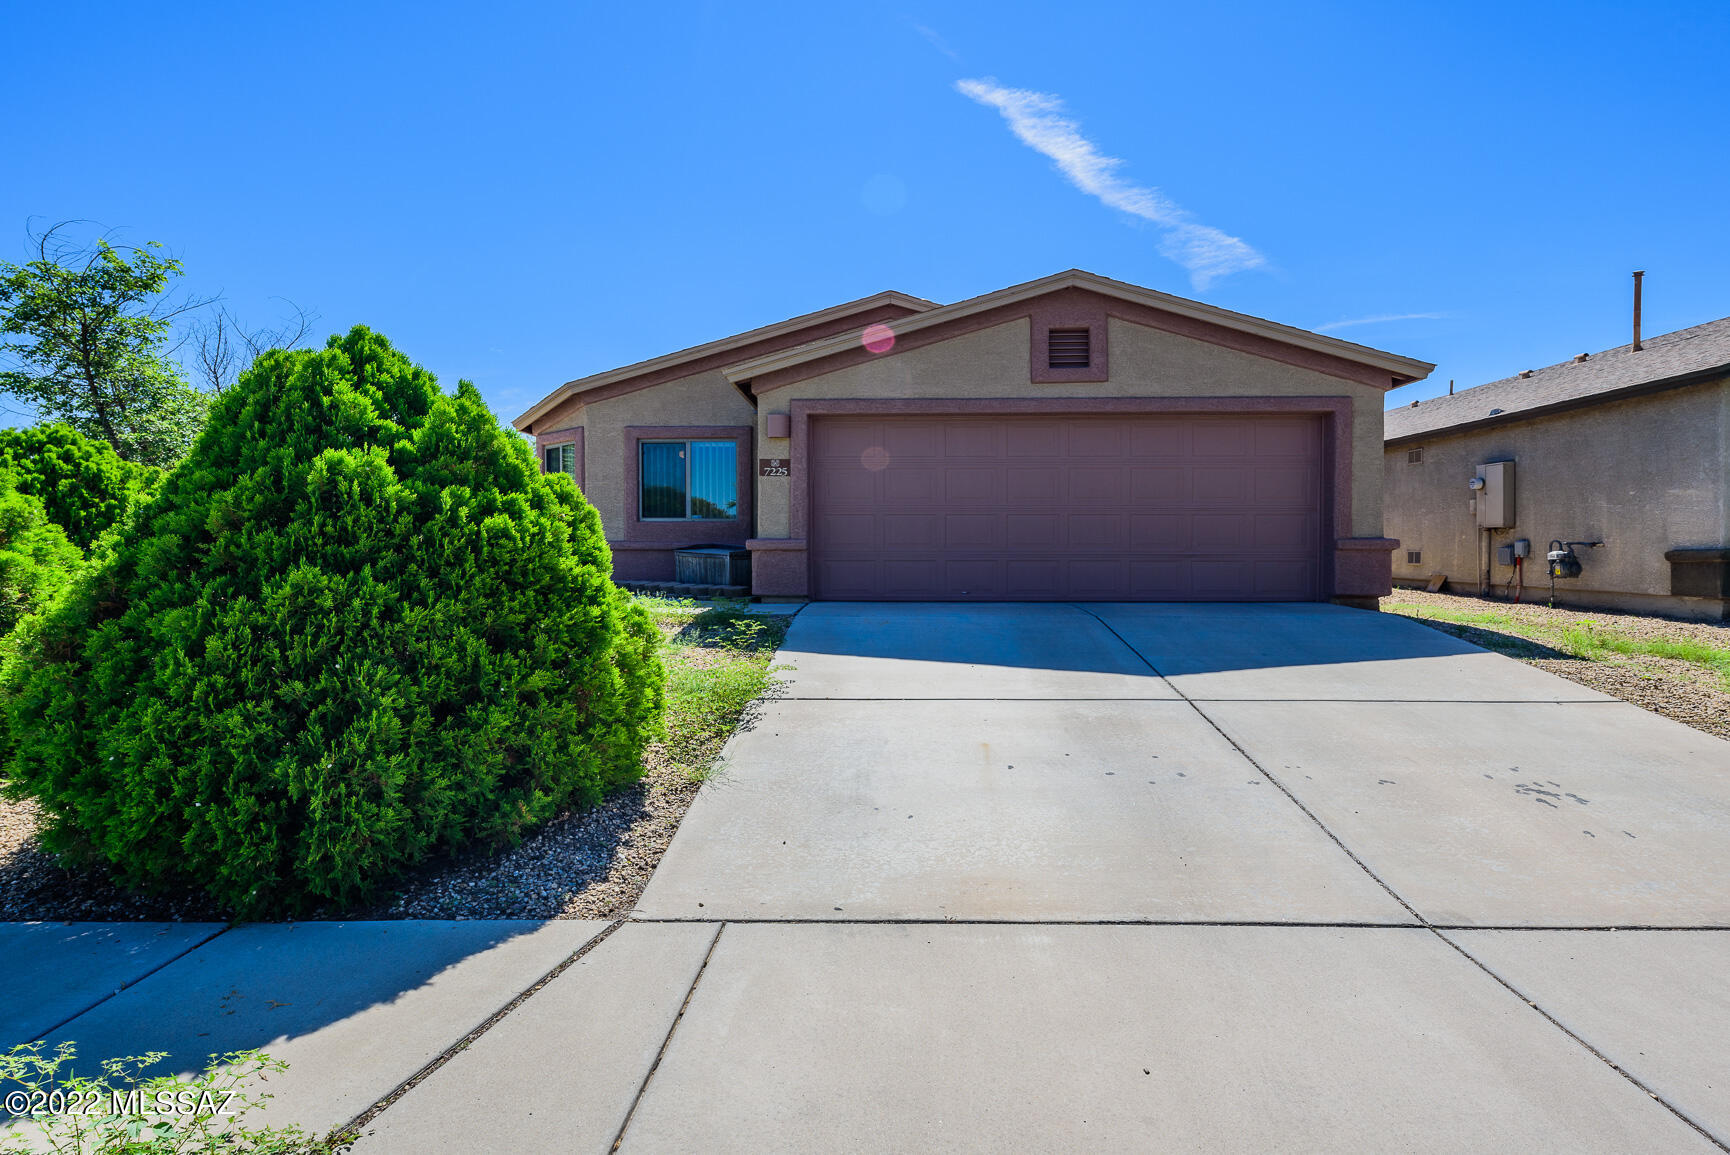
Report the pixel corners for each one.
[883,467,939,502]
[881,514,940,550]
[1194,513,1253,552]
[943,560,1001,596]
[1066,560,1129,597]
[810,414,1324,601]
[822,513,879,549]
[1068,514,1125,550]
[1068,467,1126,502]
[1128,560,1188,596]
[1192,467,1253,502]
[1130,467,1187,503]
[881,422,944,457]
[1127,422,1187,456]
[944,469,997,502]
[1254,513,1315,551]
[1255,418,1319,455]
[819,467,878,504]
[1129,514,1188,550]
[881,559,944,597]
[1006,514,1061,549]
[1004,560,1063,596]
[1003,424,1064,458]
[1193,423,1256,456]
[1254,465,1317,505]
[1067,425,1126,457]
[1193,560,1256,596]
[944,514,1000,550]
[943,423,998,458]
[1005,467,1061,503]
[1255,560,1315,598]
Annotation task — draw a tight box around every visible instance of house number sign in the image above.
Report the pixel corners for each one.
[759,458,790,478]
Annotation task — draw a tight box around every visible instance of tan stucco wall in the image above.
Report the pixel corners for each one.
[571,369,756,533]
[1382,378,1730,611]
[755,315,1389,539]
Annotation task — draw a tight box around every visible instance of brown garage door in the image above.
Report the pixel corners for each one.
[809,414,1324,601]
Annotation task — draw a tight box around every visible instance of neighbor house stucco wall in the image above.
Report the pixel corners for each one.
[753,314,1389,541]
[1383,377,1730,617]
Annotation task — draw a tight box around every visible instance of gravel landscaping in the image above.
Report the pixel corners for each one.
[0,599,792,922]
[1385,589,1730,740]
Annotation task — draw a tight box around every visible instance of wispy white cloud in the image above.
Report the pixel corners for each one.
[955,78,1264,289]
[1314,312,1447,333]
[911,21,959,60]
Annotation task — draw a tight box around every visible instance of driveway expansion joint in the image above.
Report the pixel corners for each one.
[1069,602,1730,1148]
[609,922,726,1153]
[31,923,230,1044]
[1431,929,1730,1151]
[334,917,628,1144]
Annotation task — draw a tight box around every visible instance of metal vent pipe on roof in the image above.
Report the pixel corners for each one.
[1633,270,1645,351]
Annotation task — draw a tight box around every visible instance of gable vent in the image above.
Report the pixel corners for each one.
[1047,328,1091,368]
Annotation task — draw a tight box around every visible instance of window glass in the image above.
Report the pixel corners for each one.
[639,439,738,519]
[640,442,687,518]
[688,440,737,519]
[544,444,575,476]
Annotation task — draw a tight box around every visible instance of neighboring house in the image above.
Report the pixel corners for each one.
[515,269,1432,604]
[1384,315,1730,620]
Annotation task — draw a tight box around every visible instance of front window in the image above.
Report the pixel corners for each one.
[640,440,737,519]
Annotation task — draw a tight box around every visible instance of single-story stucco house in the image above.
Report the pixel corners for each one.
[515,269,1433,605]
[1383,314,1730,619]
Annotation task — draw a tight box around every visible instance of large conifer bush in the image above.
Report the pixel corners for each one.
[0,424,163,549]
[1,327,663,915]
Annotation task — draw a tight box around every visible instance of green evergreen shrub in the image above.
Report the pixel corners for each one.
[1,327,663,915]
[0,423,163,549]
[0,476,82,635]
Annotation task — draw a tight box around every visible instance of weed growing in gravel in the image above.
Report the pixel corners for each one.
[645,598,789,784]
[1555,624,1730,689]
[0,1042,336,1153]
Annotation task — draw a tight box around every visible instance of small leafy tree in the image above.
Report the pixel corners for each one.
[0,423,162,549]
[0,224,212,468]
[2,326,663,915]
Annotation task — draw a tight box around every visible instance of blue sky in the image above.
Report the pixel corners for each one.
[4,0,1727,421]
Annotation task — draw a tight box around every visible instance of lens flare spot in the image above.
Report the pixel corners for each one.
[860,446,891,472]
[861,324,895,354]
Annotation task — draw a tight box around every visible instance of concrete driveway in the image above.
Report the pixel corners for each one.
[360,603,1730,1152]
[18,604,1728,1152]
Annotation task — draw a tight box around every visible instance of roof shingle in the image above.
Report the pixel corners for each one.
[1384,314,1730,442]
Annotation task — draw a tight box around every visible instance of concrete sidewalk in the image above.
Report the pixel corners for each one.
[10,603,1729,1152]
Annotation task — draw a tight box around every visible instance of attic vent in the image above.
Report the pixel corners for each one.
[1406,550,1423,565]
[1047,328,1091,368]
[1519,370,1533,378]
[1407,447,1424,464]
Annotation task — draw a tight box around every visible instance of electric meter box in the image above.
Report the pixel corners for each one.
[1475,461,1516,529]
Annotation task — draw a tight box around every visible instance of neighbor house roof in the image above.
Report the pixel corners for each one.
[512,289,938,430]
[722,269,1435,388]
[1385,314,1730,444]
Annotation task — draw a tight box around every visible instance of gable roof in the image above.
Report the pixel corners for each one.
[1385,314,1730,443]
[512,289,937,430]
[721,269,1434,388]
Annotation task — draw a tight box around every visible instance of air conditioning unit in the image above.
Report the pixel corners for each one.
[674,546,752,587]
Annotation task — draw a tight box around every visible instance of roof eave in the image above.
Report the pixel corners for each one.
[722,269,1434,387]
[511,289,939,431]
